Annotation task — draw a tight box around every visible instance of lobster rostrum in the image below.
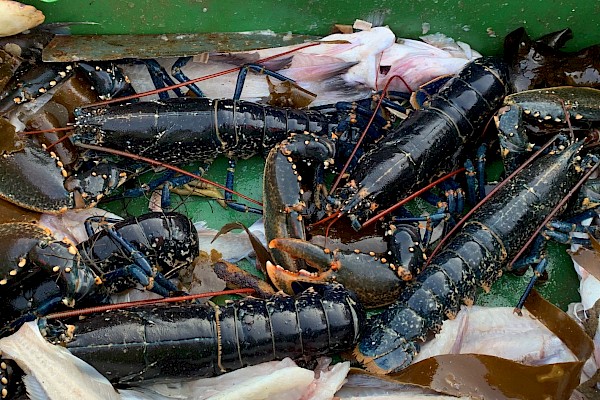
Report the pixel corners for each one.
[496,86,600,174]
[354,140,594,373]
[41,282,364,385]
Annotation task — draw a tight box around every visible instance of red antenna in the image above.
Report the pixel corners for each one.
[45,288,256,319]
[361,167,466,229]
[508,158,599,269]
[20,126,73,135]
[77,143,263,207]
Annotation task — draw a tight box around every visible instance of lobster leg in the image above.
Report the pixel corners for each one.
[476,144,488,201]
[96,227,179,296]
[223,159,262,214]
[514,258,549,314]
[464,159,478,206]
[171,56,205,98]
[139,59,185,99]
[233,63,298,100]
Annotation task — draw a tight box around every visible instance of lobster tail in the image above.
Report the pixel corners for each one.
[337,57,511,227]
[356,140,587,373]
[50,283,364,384]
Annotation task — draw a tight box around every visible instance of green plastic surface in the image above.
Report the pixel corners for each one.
[21,0,593,310]
[20,0,600,55]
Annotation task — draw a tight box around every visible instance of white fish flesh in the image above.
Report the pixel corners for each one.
[567,227,600,382]
[39,207,123,244]
[0,322,122,400]
[121,24,482,106]
[119,358,350,400]
[414,305,577,365]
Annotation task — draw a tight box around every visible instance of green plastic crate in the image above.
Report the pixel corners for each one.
[21,0,600,55]
[19,0,594,309]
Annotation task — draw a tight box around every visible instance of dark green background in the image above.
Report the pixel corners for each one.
[21,0,600,55]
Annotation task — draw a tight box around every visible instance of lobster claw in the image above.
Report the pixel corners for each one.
[267,238,411,308]
[63,161,129,208]
[263,133,336,272]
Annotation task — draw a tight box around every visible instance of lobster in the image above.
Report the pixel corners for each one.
[0,211,199,398]
[0,57,138,214]
[67,86,403,214]
[353,140,595,373]
[262,57,510,304]
[40,283,364,385]
[71,97,338,164]
[0,211,198,336]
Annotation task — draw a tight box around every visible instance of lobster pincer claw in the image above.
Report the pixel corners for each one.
[263,133,336,272]
[267,238,411,308]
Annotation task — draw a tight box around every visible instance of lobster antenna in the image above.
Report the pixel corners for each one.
[425,134,563,266]
[44,288,256,319]
[329,74,411,193]
[18,125,76,152]
[361,167,466,229]
[559,97,575,142]
[76,143,263,207]
[81,42,322,108]
[46,130,75,150]
[20,126,74,135]
[323,214,341,248]
[308,210,341,229]
[508,154,599,269]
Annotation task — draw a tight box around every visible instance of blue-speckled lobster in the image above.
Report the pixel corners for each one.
[0,212,198,337]
[0,211,199,398]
